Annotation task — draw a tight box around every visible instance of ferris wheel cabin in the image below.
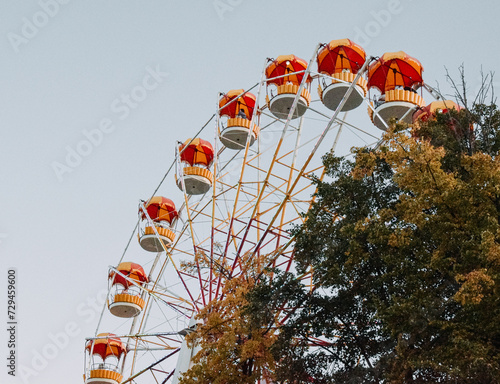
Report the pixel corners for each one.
[108,262,148,318]
[85,334,126,384]
[317,39,368,112]
[266,55,311,119]
[413,99,461,126]
[138,197,177,252]
[219,89,260,150]
[219,89,259,150]
[176,138,214,195]
[368,51,425,130]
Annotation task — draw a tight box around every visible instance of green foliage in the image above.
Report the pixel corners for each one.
[271,102,500,383]
[178,73,500,383]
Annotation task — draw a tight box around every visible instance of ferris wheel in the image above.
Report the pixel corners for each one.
[83,39,443,384]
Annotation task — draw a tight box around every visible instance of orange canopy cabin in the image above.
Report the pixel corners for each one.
[84,333,126,384]
[138,196,178,252]
[218,89,260,149]
[316,38,368,111]
[176,138,214,195]
[265,55,311,119]
[368,51,425,130]
[108,262,148,318]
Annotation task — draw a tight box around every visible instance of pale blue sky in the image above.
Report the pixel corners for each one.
[1,1,499,383]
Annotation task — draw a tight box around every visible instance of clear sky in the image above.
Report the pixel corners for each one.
[1,1,499,383]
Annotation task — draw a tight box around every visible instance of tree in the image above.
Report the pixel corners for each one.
[177,73,500,383]
[273,91,500,382]
[179,250,305,384]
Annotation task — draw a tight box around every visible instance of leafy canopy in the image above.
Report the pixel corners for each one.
[178,72,500,383]
[282,101,500,383]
